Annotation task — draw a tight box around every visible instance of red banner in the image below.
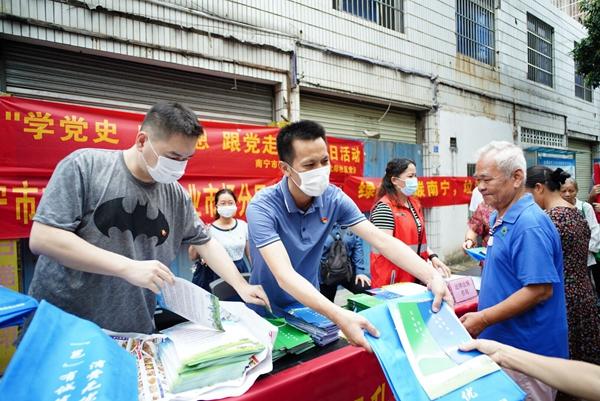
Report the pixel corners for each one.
[0,96,364,239]
[343,175,476,211]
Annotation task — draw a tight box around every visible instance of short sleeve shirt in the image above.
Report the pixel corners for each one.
[28,149,210,333]
[478,193,569,358]
[246,177,366,315]
[209,219,248,262]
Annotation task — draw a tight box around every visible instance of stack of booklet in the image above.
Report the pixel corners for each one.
[283,303,339,346]
[153,277,275,398]
[346,293,384,312]
[159,321,265,393]
[265,317,315,361]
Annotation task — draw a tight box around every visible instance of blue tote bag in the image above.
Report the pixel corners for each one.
[0,300,138,401]
[361,298,525,401]
[0,285,38,328]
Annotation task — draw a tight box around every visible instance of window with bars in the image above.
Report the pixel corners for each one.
[574,61,593,102]
[520,127,565,148]
[527,13,554,87]
[467,163,477,177]
[456,0,496,65]
[333,0,404,32]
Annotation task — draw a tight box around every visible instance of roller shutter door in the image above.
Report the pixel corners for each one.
[300,93,417,143]
[1,41,274,125]
[569,138,593,197]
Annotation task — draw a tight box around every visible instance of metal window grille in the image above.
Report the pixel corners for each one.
[551,0,585,24]
[520,127,565,148]
[467,163,477,177]
[333,0,404,32]
[456,0,496,65]
[574,62,593,102]
[527,13,554,87]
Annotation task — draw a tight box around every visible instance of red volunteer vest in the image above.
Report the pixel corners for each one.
[370,195,429,288]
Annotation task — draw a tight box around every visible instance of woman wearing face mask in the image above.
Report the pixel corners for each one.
[369,158,451,288]
[190,188,251,291]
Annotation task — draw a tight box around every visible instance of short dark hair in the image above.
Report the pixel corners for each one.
[214,188,237,219]
[141,101,202,139]
[525,166,571,192]
[276,120,327,164]
[377,158,416,199]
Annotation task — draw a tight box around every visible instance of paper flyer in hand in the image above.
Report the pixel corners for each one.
[388,299,499,399]
[161,277,223,331]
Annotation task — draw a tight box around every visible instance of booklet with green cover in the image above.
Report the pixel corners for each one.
[265,317,314,360]
[159,321,265,393]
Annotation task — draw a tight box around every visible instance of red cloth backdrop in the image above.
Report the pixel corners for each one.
[0,96,364,239]
[342,175,476,212]
[0,96,475,239]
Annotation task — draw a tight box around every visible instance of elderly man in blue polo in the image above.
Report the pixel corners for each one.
[460,141,568,401]
[245,120,452,352]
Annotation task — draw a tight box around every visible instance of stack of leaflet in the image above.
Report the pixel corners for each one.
[265,317,314,361]
[346,293,384,312]
[367,287,401,300]
[0,285,38,328]
[283,303,339,346]
[159,321,265,394]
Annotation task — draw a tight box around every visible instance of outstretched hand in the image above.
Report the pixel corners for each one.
[237,283,271,311]
[335,308,379,352]
[428,274,454,312]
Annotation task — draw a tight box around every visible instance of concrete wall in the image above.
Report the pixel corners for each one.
[1,0,598,257]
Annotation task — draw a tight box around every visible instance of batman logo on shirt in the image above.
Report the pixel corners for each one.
[94,197,169,246]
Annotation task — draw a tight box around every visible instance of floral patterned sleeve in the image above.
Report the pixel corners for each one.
[468,203,491,237]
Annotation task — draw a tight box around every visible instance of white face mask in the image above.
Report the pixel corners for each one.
[142,137,188,184]
[289,164,330,197]
[399,177,419,196]
[217,205,237,218]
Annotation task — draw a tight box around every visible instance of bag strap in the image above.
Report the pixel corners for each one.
[406,199,423,255]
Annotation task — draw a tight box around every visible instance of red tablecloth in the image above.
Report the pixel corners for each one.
[225,345,393,401]
[226,301,477,401]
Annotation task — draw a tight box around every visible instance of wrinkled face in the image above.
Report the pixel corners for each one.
[560,182,577,205]
[283,137,330,184]
[475,156,522,211]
